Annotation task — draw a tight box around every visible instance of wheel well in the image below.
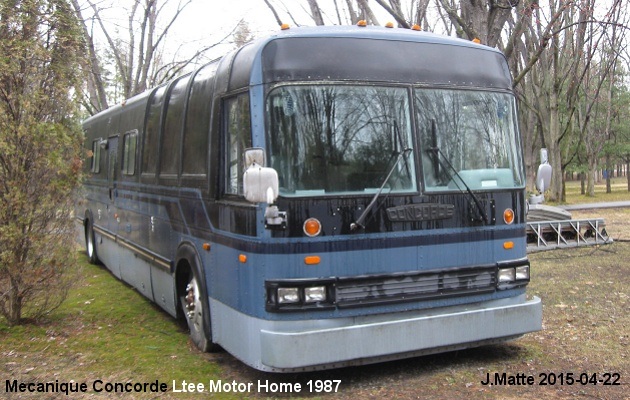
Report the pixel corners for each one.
[173,244,218,352]
[174,258,192,322]
[83,210,93,233]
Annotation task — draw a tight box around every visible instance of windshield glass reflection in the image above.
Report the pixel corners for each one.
[268,85,416,197]
[415,89,524,191]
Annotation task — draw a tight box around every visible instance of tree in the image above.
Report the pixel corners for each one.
[436,0,515,46]
[511,0,626,201]
[611,86,630,191]
[263,0,387,27]
[71,0,191,112]
[233,20,254,49]
[0,0,84,324]
[71,0,230,114]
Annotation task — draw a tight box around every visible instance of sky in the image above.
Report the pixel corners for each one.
[169,0,285,60]
[82,0,325,65]
[150,0,400,61]
[81,0,625,72]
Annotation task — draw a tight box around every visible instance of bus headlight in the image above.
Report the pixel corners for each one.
[498,268,515,283]
[304,286,327,303]
[497,261,530,290]
[515,265,530,280]
[277,287,300,304]
[266,280,335,311]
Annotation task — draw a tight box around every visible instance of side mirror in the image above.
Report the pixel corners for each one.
[535,148,551,193]
[243,148,279,204]
[536,164,552,193]
[530,148,551,205]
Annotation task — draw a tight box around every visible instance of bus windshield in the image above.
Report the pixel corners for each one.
[268,85,417,197]
[267,85,524,197]
[415,89,524,192]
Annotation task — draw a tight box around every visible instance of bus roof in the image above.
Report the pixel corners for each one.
[84,26,513,126]
[264,25,499,51]
[228,25,512,91]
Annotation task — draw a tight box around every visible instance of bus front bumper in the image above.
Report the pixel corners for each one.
[258,294,542,371]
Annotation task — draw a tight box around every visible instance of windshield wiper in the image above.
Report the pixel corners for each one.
[350,148,412,231]
[427,119,488,224]
[351,123,412,231]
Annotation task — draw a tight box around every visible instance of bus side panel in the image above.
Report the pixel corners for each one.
[93,228,121,279]
[117,241,154,301]
[151,265,177,317]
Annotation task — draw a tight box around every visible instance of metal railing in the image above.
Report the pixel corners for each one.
[526,218,613,252]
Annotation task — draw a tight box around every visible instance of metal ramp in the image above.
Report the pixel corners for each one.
[526,218,613,252]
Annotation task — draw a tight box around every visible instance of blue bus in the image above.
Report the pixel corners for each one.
[77,25,542,372]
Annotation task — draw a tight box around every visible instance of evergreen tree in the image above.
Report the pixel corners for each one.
[0,0,84,324]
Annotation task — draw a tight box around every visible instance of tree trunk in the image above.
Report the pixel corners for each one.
[587,158,597,197]
[307,0,325,25]
[547,90,565,202]
[606,154,611,193]
[7,276,22,324]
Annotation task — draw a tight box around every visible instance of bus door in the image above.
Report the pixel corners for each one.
[106,135,122,278]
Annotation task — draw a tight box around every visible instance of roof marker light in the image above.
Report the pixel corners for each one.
[280,23,290,30]
[472,38,481,44]
[411,24,421,31]
[385,22,394,28]
[357,20,367,27]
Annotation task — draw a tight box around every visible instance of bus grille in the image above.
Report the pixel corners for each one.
[335,266,496,308]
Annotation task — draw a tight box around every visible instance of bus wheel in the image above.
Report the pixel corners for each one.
[180,268,215,352]
[85,220,100,265]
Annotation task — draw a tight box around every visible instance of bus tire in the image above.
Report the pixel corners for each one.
[85,219,100,265]
[178,258,218,352]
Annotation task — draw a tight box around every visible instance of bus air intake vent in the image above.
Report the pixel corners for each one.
[335,266,496,308]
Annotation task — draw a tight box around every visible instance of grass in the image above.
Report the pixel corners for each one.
[550,176,630,205]
[1,194,629,399]
[0,261,240,399]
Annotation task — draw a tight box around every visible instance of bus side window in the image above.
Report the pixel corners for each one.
[161,75,190,178]
[143,85,166,177]
[225,94,252,196]
[183,62,217,178]
[91,138,102,174]
[122,130,138,176]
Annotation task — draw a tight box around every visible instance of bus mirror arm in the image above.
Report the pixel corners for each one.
[264,205,287,229]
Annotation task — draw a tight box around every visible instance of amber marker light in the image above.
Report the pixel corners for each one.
[503,241,515,250]
[202,243,211,251]
[303,218,322,237]
[503,208,515,225]
[385,22,394,28]
[357,20,367,27]
[304,256,321,265]
[280,23,290,30]
[411,24,421,31]
[239,254,247,263]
